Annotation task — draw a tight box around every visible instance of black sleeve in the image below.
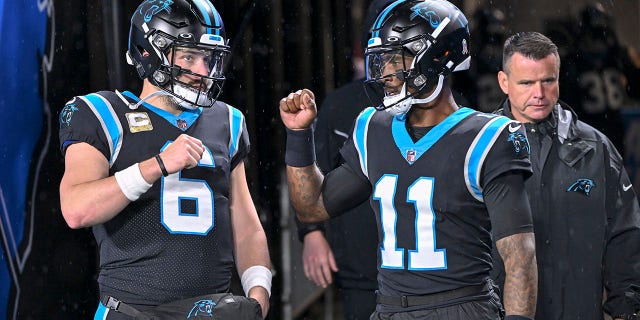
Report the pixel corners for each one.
[322,162,372,218]
[58,95,112,159]
[481,120,532,186]
[603,143,640,316]
[484,171,534,241]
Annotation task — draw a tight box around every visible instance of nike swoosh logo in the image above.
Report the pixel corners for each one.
[623,184,633,191]
[333,129,349,138]
[508,123,522,133]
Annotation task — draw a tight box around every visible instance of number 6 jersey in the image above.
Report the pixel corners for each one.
[59,90,250,305]
[338,107,533,311]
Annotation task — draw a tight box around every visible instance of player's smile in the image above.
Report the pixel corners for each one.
[384,84,401,96]
[386,89,399,96]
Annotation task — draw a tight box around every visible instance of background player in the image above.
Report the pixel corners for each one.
[551,1,640,157]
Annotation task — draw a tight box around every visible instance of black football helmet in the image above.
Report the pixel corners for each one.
[126,0,230,108]
[365,0,470,115]
[580,1,612,35]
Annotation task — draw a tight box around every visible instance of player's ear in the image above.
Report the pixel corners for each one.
[497,71,509,95]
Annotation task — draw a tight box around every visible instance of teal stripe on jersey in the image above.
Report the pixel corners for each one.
[465,116,511,201]
[353,107,376,178]
[82,93,123,165]
[228,105,243,158]
[121,91,202,130]
[391,107,476,164]
[93,302,108,320]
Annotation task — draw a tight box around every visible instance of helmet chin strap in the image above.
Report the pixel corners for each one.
[128,84,209,111]
[128,90,173,110]
[410,74,444,105]
[383,74,445,115]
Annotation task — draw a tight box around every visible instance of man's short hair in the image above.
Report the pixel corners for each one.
[502,31,560,73]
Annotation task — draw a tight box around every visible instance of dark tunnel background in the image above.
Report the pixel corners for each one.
[1,0,639,319]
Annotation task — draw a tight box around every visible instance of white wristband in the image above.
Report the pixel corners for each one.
[114,163,152,201]
[241,265,272,297]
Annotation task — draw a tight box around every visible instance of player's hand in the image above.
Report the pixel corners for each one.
[302,230,338,288]
[279,89,317,130]
[248,286,270,319]
[158,134,205,173]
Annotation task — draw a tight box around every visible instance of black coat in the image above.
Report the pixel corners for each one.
[492,100,640,319]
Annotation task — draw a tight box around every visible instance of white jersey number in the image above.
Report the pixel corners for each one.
[374,175,447,270]
[159,142,216,235]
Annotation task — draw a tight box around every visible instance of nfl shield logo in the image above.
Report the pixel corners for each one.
[177,119,187,130]
[406,149,416,162]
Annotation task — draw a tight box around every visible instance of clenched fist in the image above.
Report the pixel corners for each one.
[279,89,317,130]
[158,134,205,174]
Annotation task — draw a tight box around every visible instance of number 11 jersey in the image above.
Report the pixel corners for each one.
[339,107,532,308]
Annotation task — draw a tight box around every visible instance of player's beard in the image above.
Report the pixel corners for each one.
[161,95,183,111]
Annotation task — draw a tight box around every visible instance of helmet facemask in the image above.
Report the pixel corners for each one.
[363,0,471,116]
[365,34,445,115]
[148,32,230,109]
[126,0,231,109]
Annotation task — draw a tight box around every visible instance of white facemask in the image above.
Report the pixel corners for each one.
[383,75,444,115]
[172,82,214,109]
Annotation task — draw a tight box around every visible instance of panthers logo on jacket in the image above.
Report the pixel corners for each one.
[567,178,596,197]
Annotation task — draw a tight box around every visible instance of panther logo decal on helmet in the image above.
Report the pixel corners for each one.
[410,5,441,28]
[364,0,470,115]
[127,0,230,109]
[138,0,174,23]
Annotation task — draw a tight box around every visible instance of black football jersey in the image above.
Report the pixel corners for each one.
[59,90,250,305]
[339,107,531,309]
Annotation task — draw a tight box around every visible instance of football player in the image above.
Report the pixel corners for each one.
[58,0,271,318]
[279,1,537,319]
[557,2,640,157]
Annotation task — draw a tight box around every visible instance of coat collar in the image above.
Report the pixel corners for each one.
[496,99,593,167]
[497,99,580,142]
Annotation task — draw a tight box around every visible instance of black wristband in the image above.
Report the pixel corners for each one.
[296,220,326,242]
[285,127,316,167]
[155,154,169,177]
[504,316,534,320]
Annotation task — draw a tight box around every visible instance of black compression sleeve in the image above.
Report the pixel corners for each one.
[322,163,372,217]
[484,171,534,240]
[285,128,316,167]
